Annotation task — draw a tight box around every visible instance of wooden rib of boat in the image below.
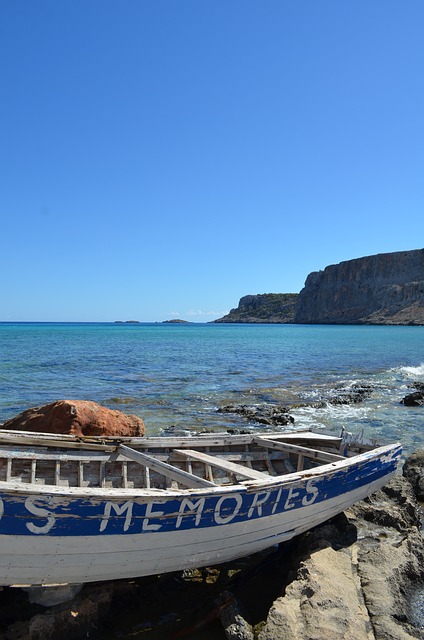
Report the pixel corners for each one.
[0,428,401,593]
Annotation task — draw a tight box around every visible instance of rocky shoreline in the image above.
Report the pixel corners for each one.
[1,455,423,640]
[215,381,424,431]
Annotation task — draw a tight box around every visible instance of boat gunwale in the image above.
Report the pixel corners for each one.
[0,427,343,448]
[0,442,402,499]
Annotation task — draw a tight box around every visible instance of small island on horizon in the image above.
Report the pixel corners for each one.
[114,319,192,324]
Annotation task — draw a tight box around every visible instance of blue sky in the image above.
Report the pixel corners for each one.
[1,1,423,322]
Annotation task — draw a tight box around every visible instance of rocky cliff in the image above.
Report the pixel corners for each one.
[214,293,298,324]
[295,249,424,325]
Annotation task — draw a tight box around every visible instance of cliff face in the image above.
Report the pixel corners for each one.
[295,249,424,325]
[215,293,298,323]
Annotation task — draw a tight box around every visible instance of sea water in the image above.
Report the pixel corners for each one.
[0,322,423,455]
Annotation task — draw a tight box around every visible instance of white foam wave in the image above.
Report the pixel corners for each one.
[289,402,373,434]
[396,363,424,378]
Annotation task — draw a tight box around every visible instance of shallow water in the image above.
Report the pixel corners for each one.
[0,322,423,455]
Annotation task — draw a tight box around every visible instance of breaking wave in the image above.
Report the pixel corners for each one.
[396,363,424,378]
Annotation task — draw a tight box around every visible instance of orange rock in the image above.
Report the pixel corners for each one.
[2,400,145,437]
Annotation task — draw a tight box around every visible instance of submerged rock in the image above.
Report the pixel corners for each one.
[400,391,424,406]
[409,382,424,392]
[328,382,374,405]
[217,403,295,426]
[1,400,145,437]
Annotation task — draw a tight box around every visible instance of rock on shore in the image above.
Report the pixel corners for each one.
[259,474,424,640]
[1,400,145,437]
[403,449,424,501]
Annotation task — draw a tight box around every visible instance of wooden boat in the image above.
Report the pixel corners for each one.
[0,428,401,597]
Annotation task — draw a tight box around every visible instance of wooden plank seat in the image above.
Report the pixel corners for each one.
[253,436,346,464]
[118,444,217,489]
[261,433,342,445]
[173,449,272,481]
[168,450,288,464]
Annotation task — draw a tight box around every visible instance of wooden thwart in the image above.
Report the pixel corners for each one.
[118,444,216,489]
[173,448,271,481]
[253,436,346,463]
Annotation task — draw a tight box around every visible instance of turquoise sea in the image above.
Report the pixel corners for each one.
[0,322,423,456]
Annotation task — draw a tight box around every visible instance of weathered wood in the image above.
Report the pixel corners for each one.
[54,460,60,485]
[0,431,255,449]
[100,461,106,488]
[30,459,37,483]
[173,449,271,481]
[144,465,151,489]
[168,451,284,464]
[118,445,217,489]
[262,433,342,444]
[253,436,346,463]
[265,459,276,476]
[283,458,296,473]
[5,457,12,481]
[0,427,341,453]
[0,448,113,461]
[122,461,128,488]
[0,438,341,489]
